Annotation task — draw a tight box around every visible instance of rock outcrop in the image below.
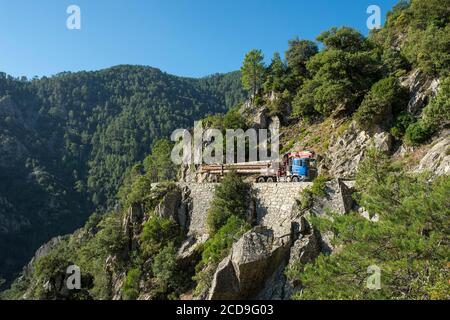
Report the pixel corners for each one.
[415,134,450,176]
[400,69,440,115]
[207,227,291,300]
[309,179,355,217]
[324,122,393,178]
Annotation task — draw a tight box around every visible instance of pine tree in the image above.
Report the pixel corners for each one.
[241,49,266,99]
[264,52,286,93]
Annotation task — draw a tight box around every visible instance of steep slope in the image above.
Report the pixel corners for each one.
[0,66,245,284]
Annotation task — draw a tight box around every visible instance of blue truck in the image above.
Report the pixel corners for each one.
[200,151,317,183]
[257,151,317,183]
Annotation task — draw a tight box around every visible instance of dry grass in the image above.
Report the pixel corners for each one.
[280,118,350,156]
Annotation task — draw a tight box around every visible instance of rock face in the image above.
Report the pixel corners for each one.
[122,203,144,251]
[208,227,291,300]
[415,134,450,176]
[325,122,393,179]
[309,179,355,217]
[155,188,182,221]
[400,69,440,115]
[289,229,321,266]
[174,179,357,300]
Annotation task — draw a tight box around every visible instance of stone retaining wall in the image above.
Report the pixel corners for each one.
[177,182,312,240]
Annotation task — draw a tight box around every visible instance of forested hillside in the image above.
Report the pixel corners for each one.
[1,0,449,300]
[0,66,245,284]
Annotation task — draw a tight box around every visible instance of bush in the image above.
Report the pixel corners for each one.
[299,36,381,117]
[354,77,408,129]
[223,109,247,130]
[300,175,329,209]
[85,212,103,231]
[403,25,450,77]
[404,77,449,145]
[202,216,249,265]
[292,82,317,117]
[124,174,153,207]
[193,216,250,296]
[206,172,252,235]
[390,112,415,139]
[140,215,181,257]
[122,268,141,300]
[95,213,127,258]
[405,121,434,145]
[152,243,177,292]
[143,138,176,183]
[421,77,450,128]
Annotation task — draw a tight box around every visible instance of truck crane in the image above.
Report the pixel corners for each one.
[199,151,317,183]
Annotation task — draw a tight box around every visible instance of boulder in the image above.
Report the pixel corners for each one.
[373,132,394,153]
[415,134,450,176]
[256,228,322,300]
[207,227,290,300]
[208,257,240,300]
[289,229,321,266]
[310,179,355,217]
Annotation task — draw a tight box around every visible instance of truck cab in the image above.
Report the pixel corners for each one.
[284,151,317,182]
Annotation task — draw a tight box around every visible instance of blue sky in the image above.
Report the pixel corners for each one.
[0,0,399,79]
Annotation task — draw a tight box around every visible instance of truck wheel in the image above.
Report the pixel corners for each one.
[257,177,266,183]
[266,177,275,183]
[210,175,218,183]
[292,176,300,183]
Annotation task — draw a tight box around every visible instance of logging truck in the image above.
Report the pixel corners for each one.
[199,151,317,183]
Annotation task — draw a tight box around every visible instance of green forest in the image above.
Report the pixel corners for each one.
[0,65,245,284]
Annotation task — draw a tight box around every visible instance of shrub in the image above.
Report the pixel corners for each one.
[310,175,329,197]
[95,213,127,258]
[202,216,249,265]
[404,77,449,145]
[193,216,250,296]
[152,243,177,292]
[421,77,450,128]
[206,172,252,235]
[292,82,317,117]
[405,121,434,145]
[140,215,181,257]
[403,25,450,77]
[143,138,176,183]
[85,212,103,231]
[299,175,329,209]
[390,112,415,139]
[354,77,408,129]
[125,174,153,207]
[223,109,247,130]
[122,268,141,300]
